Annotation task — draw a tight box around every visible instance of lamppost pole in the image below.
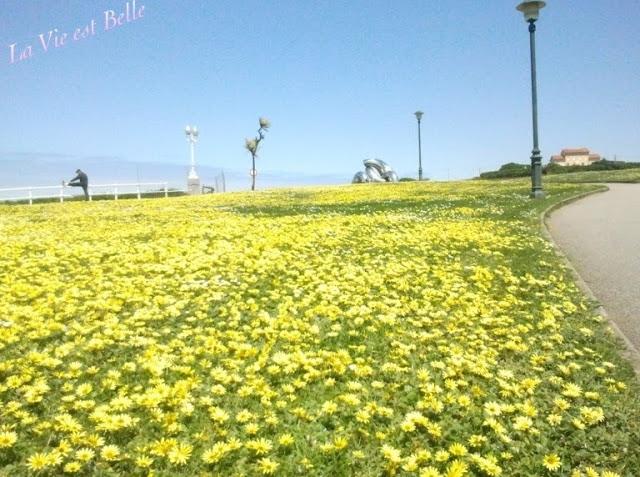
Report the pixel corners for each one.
[517,1,546,198]
[185,125,201,195]
[190,140,196,178]
[528,19,543,198]
[415,111,424,181]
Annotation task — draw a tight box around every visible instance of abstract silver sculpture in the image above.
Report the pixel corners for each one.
[352,159,399,183]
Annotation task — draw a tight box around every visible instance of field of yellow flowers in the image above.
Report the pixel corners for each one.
[1,181,639,477]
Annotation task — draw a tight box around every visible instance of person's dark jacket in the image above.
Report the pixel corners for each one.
[70,171,89,187]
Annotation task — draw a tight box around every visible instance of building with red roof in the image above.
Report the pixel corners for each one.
[550,148,601,166]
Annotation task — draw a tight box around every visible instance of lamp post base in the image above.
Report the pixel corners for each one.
[187,177,201,195]
[530,189,545,199]
[530,149,544,199]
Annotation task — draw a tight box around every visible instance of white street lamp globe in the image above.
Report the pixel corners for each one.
[517,1,546,22]
[185,125,192,135]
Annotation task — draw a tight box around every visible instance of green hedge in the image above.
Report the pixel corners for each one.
[480,160,640,180]
[480,163,531,179]
[544,159,640,175]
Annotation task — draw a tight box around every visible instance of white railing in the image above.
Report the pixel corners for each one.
[0,182,172,205]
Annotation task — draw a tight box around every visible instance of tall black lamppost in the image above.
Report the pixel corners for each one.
[414,111,424,181]
[517,1,546,198]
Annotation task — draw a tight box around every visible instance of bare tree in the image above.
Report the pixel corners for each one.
[245,117,271,191]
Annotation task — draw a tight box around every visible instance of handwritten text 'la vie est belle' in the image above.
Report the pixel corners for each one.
[8,1,145,65]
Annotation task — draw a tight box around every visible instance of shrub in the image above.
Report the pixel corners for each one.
[480,163,531,179]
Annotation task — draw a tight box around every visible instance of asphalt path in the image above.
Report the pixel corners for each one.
[547,184,640,356]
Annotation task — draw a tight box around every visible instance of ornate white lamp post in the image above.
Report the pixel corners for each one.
[185,125,201,195]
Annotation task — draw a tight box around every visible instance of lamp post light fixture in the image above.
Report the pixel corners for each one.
[185,125,201,195]
[414,111,424,181]
[517,0,546,198]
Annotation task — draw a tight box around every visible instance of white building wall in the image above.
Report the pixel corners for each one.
[563,154,591,166]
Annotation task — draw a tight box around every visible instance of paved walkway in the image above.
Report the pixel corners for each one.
[547,184,640,356]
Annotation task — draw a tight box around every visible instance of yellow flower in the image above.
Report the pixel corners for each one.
[420,466,443,477]
[562,383,583,399]
[278,433,294,446]
[45,451,63,467]
[513,415,534,432]
[244,423,260,435]
[356,409,371,423]
[0,431,17,448]
[484,401,502,416]
[542,454,562,471]
[63,462,83,473]
[435,450,450,462]
[202,443,229,464]
[321,401,338,415]
[554,398,571,411]
[76,383,93,397]
[400,420,416,432]
[446,460,468,477]
[75,448,95,462]
[135,455,154,468]
[209,406,230,423]
[84,434,105,448]
[448,443,467,456]
[57,439,72,456]
[333,436,348,450]
[168,442,192,465]
[468,435,487,447]
[236,409,255,423]
[100,445,121,461]
[381,444,402,465]
[151,438,177,457]
[547,414,562,426]
[403,455,419,472]
[572,418,586,430]
[457,395,471,407]
[257,457,279,475]
[352,450,365,459]
[26,453,50,471]
[246,438,272,455]
[580,407,605,426]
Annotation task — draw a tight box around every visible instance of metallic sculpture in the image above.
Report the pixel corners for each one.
[352,159,399,183]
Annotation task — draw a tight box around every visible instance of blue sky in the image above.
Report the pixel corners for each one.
[1,0,639,187]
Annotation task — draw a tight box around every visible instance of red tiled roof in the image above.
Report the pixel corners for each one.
[561,148,590,155]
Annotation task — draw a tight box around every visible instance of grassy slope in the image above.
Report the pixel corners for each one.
[0,181,639,476]
[546,169,640,184]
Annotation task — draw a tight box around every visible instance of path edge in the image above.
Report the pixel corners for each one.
[541,186,640,375]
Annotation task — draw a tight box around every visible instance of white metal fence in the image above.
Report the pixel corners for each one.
[0,182,173,205]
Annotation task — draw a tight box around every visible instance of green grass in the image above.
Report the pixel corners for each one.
[0,180,639,476]
[545,169,640,184]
